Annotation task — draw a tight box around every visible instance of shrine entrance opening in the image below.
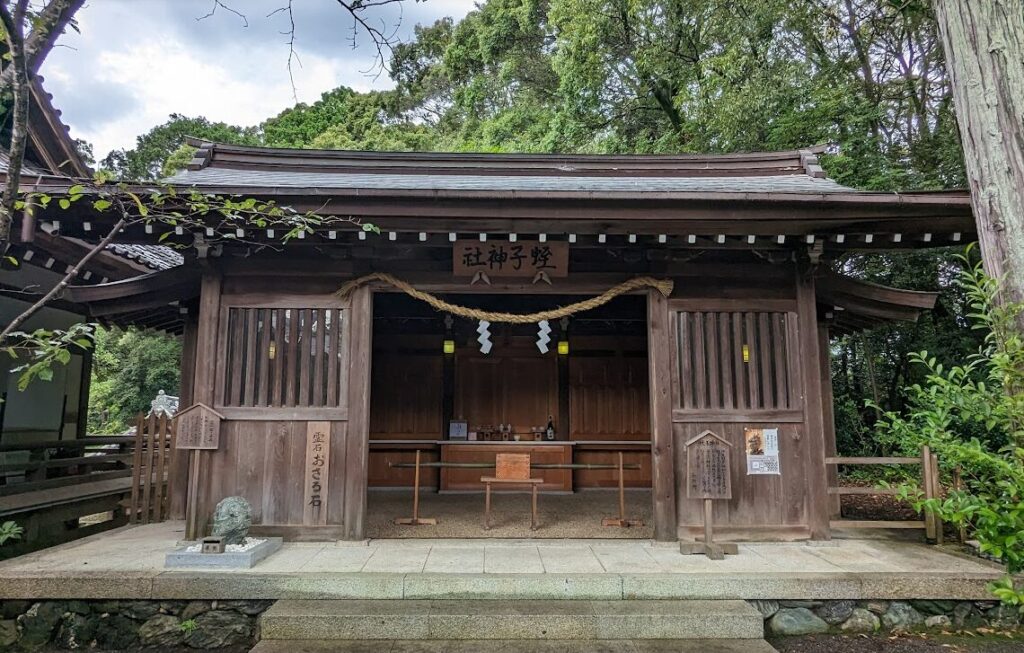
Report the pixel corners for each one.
[365,291,654,538]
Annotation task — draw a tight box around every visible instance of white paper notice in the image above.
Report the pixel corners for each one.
[744,427,781,475]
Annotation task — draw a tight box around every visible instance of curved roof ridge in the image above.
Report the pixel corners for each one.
[183,138,833,180]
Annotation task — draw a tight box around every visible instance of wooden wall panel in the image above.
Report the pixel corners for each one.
[454,348,558,430]
[202,420,349,527]
[370,354,443,439]
[673,421,807,538]
[570,356,649,440]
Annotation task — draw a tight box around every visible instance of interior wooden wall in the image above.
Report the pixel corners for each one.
[370,350,443,440]
[569,354,649,440]
[454,340,558,431]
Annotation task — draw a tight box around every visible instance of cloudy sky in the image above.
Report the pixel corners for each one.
[42,0,476,161]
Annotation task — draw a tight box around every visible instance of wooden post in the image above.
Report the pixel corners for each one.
[954,466,966,543]
[342,285,373,540]
[186,268,222,540]
[819,325,841,520]
[394,450,437,526]
[170,312,199,520]
[129,413,143,524]
[484,482,492,530]
[931,452,943,545]
[602,451,643,528]
[796,266,831,540]
[153,414,168,522]
[922,445,937,542]
[647,289,678,542]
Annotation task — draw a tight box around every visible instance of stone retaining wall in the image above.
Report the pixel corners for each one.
[1,598,1020,650]
[0,599,272,651]
[753,599,1022,636]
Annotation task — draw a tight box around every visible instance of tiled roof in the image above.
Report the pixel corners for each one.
[106,244,183,271]
[165,167,854,195]
[162,141,867,197]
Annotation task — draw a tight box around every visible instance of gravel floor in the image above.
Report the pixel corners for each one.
[366,488,653,539]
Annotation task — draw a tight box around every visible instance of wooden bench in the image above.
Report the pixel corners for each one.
[481,453,543,530]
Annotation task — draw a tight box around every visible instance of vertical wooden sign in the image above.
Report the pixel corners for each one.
[681,430,737,560]
[303,422,331,525]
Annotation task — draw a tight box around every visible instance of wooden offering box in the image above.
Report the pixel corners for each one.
[439,441,574,492]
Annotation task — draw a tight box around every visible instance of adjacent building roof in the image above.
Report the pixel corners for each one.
[106,244,184,271]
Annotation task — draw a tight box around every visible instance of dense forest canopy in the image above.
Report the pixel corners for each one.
[93,0,982,453]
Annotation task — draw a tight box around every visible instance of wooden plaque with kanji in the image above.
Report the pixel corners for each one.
[174,403,223,450]
[453,240,568,278]
[685,430,732,500]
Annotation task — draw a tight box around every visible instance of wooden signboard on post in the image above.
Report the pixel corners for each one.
[453,240,569,278]
[680,430,738,559]
[174,403,223,450]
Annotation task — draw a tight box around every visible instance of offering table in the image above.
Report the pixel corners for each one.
[438,441,575,492]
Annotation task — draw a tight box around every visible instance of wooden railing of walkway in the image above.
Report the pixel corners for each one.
[826,445,944,543]
[0,413,176,556]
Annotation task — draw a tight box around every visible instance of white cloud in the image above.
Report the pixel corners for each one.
[43,0,476,159]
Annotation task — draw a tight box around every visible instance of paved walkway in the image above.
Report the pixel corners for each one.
[0,521,1007,601]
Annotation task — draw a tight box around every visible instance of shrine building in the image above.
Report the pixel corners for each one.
[53,142,976,543]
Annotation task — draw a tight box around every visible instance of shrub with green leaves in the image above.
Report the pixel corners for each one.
[0,521,24,545]
[873,248,1024,609]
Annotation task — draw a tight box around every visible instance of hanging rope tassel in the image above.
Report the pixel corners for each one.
[336,272,673,324]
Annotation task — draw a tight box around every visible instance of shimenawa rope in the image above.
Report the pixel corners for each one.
[336,272,673,324]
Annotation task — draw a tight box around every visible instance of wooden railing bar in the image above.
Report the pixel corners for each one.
[827,486,898,496]
[830,520,926,529]
[0,454,134,473]
[0,436,135,452]
[825,456,920,465]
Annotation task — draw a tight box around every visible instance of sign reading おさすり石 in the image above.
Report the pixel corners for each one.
[174,403,223,450]
[453,240,568,277]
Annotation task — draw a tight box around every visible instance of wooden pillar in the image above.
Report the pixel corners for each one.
[647,289,678,541]
[185,268,222,539]
[442,347,455,435]
[796,267,831,540]
[818,325,841,520]
[169,311,199,520]
[557,348,570,440]
[343,285,373,540]
[74,343,93,440]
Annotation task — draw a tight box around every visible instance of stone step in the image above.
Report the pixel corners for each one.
[259,599,764,641]
[251,639,779,652]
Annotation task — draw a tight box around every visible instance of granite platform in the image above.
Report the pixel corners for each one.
[0,521,1009,601]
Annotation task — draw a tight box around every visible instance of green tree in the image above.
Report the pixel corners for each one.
[100,114,258,180]
[88,327,181,433]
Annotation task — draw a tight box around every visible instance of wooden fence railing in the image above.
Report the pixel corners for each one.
[826,445,943,543]
[128,413,177,524]
[0,436,136,496]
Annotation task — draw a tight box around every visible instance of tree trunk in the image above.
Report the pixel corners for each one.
[933,1,1024,313]
[0,0,31,246]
